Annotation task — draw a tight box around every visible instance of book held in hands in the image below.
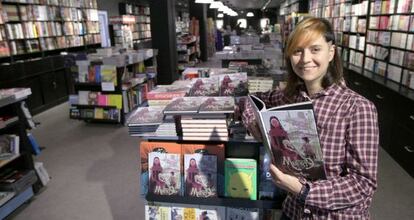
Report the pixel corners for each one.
[247,95,326,180]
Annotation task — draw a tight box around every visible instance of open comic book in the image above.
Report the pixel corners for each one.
[247,95,326,180]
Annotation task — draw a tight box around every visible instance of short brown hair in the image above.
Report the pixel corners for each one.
[284,17,343,99]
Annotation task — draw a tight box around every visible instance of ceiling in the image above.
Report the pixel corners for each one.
[220,0,281,9]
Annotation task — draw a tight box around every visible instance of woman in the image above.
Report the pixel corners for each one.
[186,158,202,196]
[242,17,379,219]
[268,116,300,167]
[149,157,164,193]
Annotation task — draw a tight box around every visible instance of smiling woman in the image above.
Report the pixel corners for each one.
[242,17,379,219]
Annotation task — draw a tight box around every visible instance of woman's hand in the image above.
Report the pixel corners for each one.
[269,164,302,195]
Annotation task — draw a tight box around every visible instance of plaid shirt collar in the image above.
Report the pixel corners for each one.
[299,81,346,100]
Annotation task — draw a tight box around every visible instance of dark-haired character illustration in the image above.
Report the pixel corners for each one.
[190,78,205,96]
[186,158,202,195]
[220,75,235,96]
[149,157,165,193]
[268,116,300,166]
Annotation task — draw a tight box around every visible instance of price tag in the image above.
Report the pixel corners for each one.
[101,82,115,91]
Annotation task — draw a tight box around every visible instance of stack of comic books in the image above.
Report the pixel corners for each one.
[126,107,164,136]
[163,96,234,141]
[146,85,189,107]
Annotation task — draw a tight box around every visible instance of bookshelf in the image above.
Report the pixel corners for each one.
[311,0,414,177]
[69,48,158,124]
[113,2,152,49]
[0,89,40,218]
[0,0,101,63]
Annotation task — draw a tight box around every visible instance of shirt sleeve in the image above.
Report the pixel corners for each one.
[304,99,379,210]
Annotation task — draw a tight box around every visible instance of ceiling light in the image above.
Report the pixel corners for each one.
[195,0,214,4]
[247,12,254,17]
[217,13,224,18]
[209,1,224,9]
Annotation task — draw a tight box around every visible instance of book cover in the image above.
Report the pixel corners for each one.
[218,73,248,96]
[140,141,181,196]
[198,97,235,114]
[184,154,217,198]
[101,65,117,85]
[224,158,257,200]
[127,107,164,126]
[148,152,181,196]
[188,77,219,96]
[145,204,171,220]
[247,95,326,180]
[226,207,260,220]
[197,205,225,220]
[163,97,205,115]
[146,85,188,100]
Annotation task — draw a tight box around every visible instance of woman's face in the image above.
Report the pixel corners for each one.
[154,157,159,164]
[290,35,335,87]
[190,159,196,166]
[271,118,279,127]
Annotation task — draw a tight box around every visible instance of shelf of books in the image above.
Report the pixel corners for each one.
[111,2,151,49]
[0,87,44,219]
[312,0,414,94]
[0,0,101,63]
[177,17,200,72]
[125,68,291,219]
[69,47,158,124]
[279,0,309,48]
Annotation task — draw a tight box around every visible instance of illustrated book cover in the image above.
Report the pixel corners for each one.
[218,73,248,96]
[184,154,217,198]
[188,77,219,96]
[247,95,326,180]
[148,152,181,196]
[197,205,225,220]
[163,97,206,115]
[140,141,182,196]
[127,107,164,126]
[145,203,171,220]
[198,97,235,114]
[224,158,257,200]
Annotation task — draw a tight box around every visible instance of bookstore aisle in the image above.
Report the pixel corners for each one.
[9,103,145,220]
[1,57,410,220]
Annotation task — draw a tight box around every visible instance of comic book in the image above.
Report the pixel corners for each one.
[184,154,217,198]
[139,141,182,196]
[247,95,326,180]
[224,158,257,200]
[148,152,181,196]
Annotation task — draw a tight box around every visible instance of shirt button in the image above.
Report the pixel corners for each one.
[304,208,311,214]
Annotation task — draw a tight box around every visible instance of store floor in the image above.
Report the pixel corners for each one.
[8,68,414,219]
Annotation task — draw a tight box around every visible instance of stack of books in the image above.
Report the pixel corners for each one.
[163,96,234,141]
[126,107,164,136]
[146,85,189,107]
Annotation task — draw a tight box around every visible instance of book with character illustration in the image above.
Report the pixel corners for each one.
[247,95,326,180]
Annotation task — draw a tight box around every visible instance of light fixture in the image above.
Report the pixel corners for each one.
[209,1,224,9]
[217,13,224,18]
[246,12,254,17]
[195,0,214,4]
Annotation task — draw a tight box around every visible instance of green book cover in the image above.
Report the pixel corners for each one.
[224,158,257,200]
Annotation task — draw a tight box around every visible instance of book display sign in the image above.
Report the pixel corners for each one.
[248,95,326,180]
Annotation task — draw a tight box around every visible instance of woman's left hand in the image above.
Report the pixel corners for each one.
[269,164,303,195]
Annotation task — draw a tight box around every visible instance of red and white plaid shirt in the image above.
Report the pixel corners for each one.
[242,81,379,219]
